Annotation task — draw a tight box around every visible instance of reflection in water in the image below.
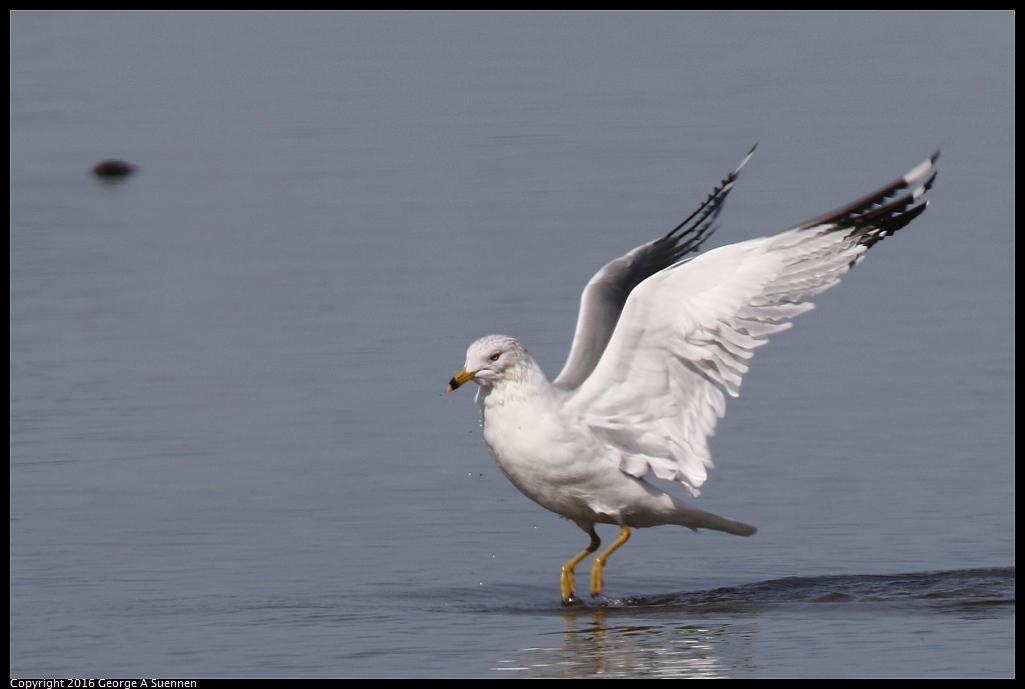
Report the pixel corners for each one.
[491,567,1013,677]
[495,608,750,678]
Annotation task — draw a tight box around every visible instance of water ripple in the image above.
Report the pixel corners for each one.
[604,566,1015,617]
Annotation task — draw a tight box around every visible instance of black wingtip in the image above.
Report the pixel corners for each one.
[662,145,757,246]
[922,170,938,194]
[733,144,758,176]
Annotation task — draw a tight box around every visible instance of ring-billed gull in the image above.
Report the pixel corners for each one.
[448,148,938,604]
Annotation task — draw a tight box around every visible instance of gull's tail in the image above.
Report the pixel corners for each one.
[670,497,757,537]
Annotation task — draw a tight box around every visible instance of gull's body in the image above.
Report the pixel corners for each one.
[448,148,938,604]
[473,338,753,534]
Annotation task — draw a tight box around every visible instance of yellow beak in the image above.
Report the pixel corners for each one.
[447,367,476,392]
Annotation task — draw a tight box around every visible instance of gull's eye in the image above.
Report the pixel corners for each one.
[489,352,501,362]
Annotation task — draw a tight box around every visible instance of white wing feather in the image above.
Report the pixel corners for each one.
[564,153,938,495]
[554,147,757,390]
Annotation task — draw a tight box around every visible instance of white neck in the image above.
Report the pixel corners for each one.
[477,356,553,407]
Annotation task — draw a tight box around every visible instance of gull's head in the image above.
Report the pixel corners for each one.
[447,335,532,392]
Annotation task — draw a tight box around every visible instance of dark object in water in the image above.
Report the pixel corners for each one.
[92,160,135,178]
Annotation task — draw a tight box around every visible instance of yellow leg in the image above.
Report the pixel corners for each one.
[590,525,631,597]
[560,528,600,604]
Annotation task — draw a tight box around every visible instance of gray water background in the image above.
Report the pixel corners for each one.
[10,11,1014,677]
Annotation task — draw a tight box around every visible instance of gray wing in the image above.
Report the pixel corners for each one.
[552,146,757,390]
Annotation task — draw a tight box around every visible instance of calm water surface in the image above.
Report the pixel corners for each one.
[10,11,1014,677]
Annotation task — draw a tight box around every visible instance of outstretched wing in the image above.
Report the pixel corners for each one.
[564,152,939,495]
[552,147,757,390]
